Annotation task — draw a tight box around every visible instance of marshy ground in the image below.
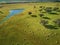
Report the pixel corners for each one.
[0,2,60,45]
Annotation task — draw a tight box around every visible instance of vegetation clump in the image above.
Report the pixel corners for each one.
[39,9,43,12]
[40,20,48,25]
[53,7,59,11]
[31,15,37,17]
[34,6,36,8]
[39,13,44,17]
[28,12,32,15]
[42,17,50,20]
[53,19,60,27]
[45,8,52,13]
[0,11,4,14]
[49,12,58,15]
[44,24,58,29]
[39,6,45,8]
[40,20,58,29]
[57,9,60,12]
[0,5,4,8]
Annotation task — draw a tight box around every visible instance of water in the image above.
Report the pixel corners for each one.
[0,9,24,24]
[0,0,59,2]
[10,9,24,15]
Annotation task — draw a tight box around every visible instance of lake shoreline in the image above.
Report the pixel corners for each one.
[0,2,60,4]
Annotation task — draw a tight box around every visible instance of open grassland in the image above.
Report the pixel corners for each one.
[0,2,60,45]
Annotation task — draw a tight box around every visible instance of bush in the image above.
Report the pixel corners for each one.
[39,9,43,12]
[28,12,32,15]
[44,25,58,29]
[42,17,50,20]
[49,12,58,15]
[0,5,4,8]
[40,20,48,25]
[53,7,59,11]
[39,6,43,8]
[31,15,37,17]
[45,7,52,13]
[34,6,36,8]
[57,9,60,12]
[39,14,44,17]
[45,8,52,13]
[53,19,60,27]
[46,7,52,9]
[40,6,43,8]
[0,11,4,14]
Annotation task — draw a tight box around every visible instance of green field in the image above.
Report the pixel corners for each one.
[0,2,60,45]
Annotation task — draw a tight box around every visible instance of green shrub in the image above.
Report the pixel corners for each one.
[44,7,53,13]
[44,25,58,29]
[40,20,48,25]
[49,12,58,15]
[53,19,60,27]
[28,12,32,15]
[31,15,37,17]
[53,7,59,11]
[42,17,50,20]
[39,14,44,17]
[0,11,4,14]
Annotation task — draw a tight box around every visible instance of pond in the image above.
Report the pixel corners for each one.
[0,9,24,24]
[9,9,24,15]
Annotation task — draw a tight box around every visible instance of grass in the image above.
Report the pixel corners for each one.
[0,2,60,45]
